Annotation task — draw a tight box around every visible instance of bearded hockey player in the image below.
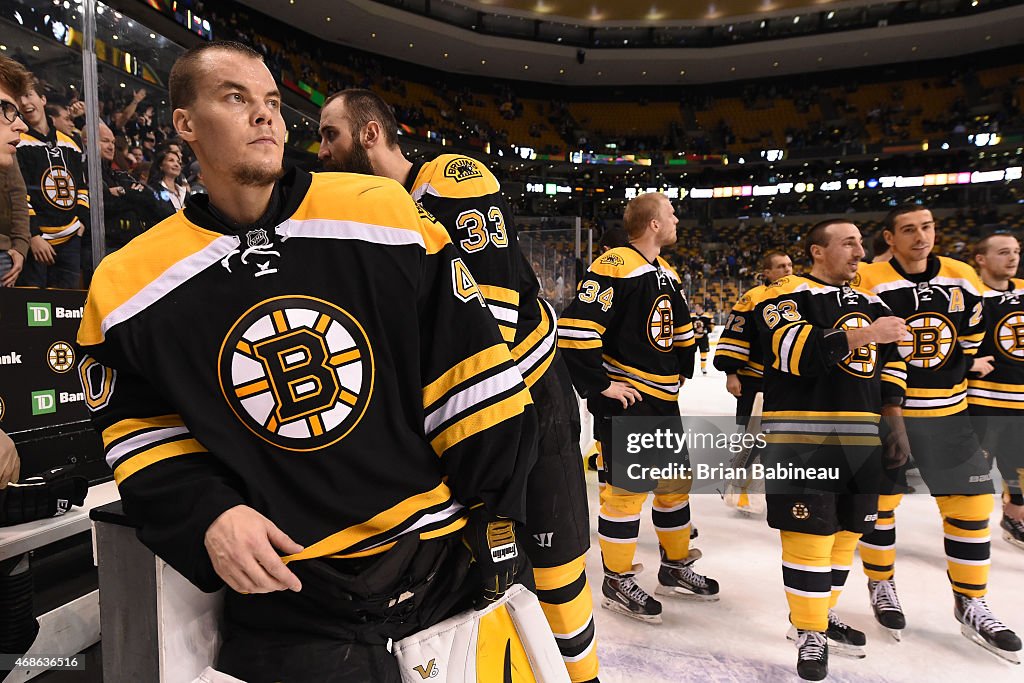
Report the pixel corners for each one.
[318,89,597,683]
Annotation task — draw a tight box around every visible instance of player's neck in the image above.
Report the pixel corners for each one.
[892,252,928,274]
[982,270,1010,291]
[630,237,660,263]
[205,182,275,226]
[377,153,413,188]
[809,265,844,286]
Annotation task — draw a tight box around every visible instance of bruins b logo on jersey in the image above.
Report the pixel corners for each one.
[835,313,876,377]
[443,157,483,183]
[897,312,955,369]
[647,295,674,351]
[995,312,1024,361]
[41,166,77,209]
[219,296,374,451]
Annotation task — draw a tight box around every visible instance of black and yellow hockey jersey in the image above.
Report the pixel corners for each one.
[855,256,984,418]
[557,246,695,406]
[691,312,713,340]
[77,168,537,592]
[17,119,89,246]
[967,278,1024,413]
[751,275,906,445]
[714,284,767,384]
[407,154,555,388]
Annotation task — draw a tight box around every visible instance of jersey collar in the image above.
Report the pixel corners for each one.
[183,166,312,236]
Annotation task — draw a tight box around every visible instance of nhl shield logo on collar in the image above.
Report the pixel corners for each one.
[246,228,271,248]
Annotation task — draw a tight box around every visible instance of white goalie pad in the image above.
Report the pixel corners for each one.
[392,584,571,683]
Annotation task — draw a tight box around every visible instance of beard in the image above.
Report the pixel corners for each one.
[321,142,374,175]
[232,162,286,187]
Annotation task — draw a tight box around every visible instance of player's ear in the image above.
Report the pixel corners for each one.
[363,121,382,149]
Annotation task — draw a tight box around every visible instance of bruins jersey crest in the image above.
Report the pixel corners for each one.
[836,313,877,377]
[41,166,77,210]
[897,312,955,369]
[648,295,674,351]
[443,157,484,183]
[600,253,625,267]
[219,295,374,451]
[994,312,1024,361]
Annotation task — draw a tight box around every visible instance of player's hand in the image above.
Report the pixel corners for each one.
[204,505,304,594]
[29,236,56,266]
[880,405,910,470]
[725,373,742,397]
[463,505,519,610]
[1,250,23,287]
[869,316,909,345]
[971,356,995,378]
[602,381,642,409]
[0,429,20,488]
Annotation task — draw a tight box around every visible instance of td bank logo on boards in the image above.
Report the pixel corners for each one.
[26,303,83,328]
[32,390,56,416]
[31,389,84,416]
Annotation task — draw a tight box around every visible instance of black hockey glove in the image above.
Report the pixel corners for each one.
[463,504,520,610]
[0,467,88,527]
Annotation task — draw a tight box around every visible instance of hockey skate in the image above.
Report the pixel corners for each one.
[655,548,720,601]
[601,564,662,624]
[868,579,905,641]
[794,630,828,681]
[954,593,1021,664]
[787,610,866,659]
[1001,514,1024,551]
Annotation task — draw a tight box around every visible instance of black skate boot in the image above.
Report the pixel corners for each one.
[601,565,662,624]
[868,579,906,641]
[795,630,829,681]
[1001,514,1024,551]
[655,548,719,601]
[954,593,1021,664]
[787,610,866,659]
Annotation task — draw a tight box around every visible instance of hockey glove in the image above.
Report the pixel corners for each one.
[463,504,519,610]
[0,467,88,527]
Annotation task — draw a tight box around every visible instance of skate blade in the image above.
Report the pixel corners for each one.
[1003,529,1024,551]
[886,628,902,642]
[601,598,662,624]
[654,585,720,601]
[960,624,1021,664]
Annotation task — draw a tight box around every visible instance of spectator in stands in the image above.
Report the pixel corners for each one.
[45,98,84,137]
[112,136,136,172]
[0,56,31,287]
[149,149,190,212]
[111,87,148,133]
[97,122,172,257]
[16,75,89,289]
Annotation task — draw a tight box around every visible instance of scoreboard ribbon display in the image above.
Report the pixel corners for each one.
[0,288,90,435]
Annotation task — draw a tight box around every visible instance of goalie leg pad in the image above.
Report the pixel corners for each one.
[392,584,570,683]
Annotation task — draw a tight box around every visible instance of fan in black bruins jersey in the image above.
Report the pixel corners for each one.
[970,233,1024,552]
[853,204,1020,663]
[559,192,718,626]
[77,43,549,683]
[317,89,597,683]
[750,220,908,681]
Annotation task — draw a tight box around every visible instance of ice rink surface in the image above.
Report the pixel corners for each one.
[580,362,1024,683]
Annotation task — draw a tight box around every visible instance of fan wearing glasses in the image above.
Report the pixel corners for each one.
[0,56,31,287]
